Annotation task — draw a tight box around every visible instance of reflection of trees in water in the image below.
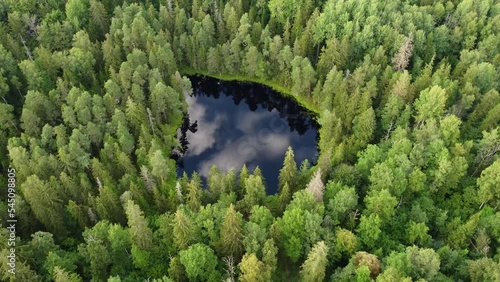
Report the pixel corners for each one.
[172,114,198,168]
[173,75,319,165]
[191,75,319,135]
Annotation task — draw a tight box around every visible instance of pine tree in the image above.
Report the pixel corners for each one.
[53,267,82,282]
[187,172,202,212]
[299,241,329,282]
[125,200,153,250]
[241,174,266,212]
[238,164,249,198]
[207,165,221,201]
[168,256,186,282]
[278,182,291,214]
[262,239,278,280]
[218,204,244,259]
[278,146,298,192]
[222,168,237,195]
[172,209,196,250]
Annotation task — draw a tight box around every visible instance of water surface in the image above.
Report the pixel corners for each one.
[175,76,319,194]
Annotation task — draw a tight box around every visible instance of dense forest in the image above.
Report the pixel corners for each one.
[0,0,499,281]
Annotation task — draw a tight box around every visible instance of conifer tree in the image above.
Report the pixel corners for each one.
[305,169,325,201]
[278,146,298,192]
[149,150,169,184]
[218,204,244,259]
[241,174,266,212]
[222,168,237,195]
[167,256,186,282]
[207,165,221,201]
[238,164,249,198]
[278,182,291,214]
[125,200,153,250]
[53,267,82,282]
[187,172,202,212]
[299,241,329,282]
[172,209,196,250]
[262,239,278,280]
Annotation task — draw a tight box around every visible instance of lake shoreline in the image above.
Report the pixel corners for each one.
[180,68,320,117]
[174,74,320,193]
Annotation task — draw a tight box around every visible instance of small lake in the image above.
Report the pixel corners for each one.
[175,76,319,194]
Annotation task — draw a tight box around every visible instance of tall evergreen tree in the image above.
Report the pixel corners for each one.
[299,241,329,282]
[278,146,298,192]
[187,172,202,212]
[218,204,244,259]
[172,209,197,250]
[125,200,153,250]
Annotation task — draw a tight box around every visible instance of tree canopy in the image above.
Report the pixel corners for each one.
[0,0,499,281]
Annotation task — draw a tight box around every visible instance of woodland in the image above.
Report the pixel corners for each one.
[0,0,499,281]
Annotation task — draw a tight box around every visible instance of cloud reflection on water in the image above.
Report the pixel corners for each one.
[175,76,319,193]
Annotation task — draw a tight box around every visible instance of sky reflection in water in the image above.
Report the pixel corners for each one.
[175,76,319,194]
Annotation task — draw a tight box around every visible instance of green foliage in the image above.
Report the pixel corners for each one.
[278,146,298,192]
[172,209,197,250]
[0,0,498,281]
[179,243,220,281]
[478,160,500,208]
[276,208,307,262]
[240,174,266,212]
[125,200,153,250]
[238,253,267,282]
[217,204,244,258]
[300,241,329,282]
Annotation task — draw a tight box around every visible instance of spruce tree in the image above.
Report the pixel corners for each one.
[299,241,329,282]
[172,209,196,250]
[278,182,291,214]
[278,146,298,192]
[207,165,221,201]
[238,164,249,198]
[187,172,202,212]
[262,239,278,280]
[218,204,244,259]
[125,200,153,250]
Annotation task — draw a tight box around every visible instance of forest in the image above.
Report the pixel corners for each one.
[0,0,499,281]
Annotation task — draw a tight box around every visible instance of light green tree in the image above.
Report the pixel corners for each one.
[172,209,197,250]
[278,146,298,192]
[238,253,266,282]
[218,204,244,259]
[179,243,220,282]
[299,241,329,282]
[125,200,153,250]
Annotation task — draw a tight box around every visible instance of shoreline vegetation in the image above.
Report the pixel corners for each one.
[181,68,320,115]
[0,0,498,281]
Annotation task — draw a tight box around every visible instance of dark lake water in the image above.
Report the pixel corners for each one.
[174,76,319,194]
